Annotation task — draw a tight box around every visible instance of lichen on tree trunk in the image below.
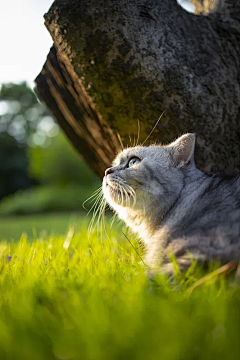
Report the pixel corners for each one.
[35,46,120,178]
[36,0,240,176]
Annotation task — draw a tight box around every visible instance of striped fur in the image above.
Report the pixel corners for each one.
[103,134,240,274]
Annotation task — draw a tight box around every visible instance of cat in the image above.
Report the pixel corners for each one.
[102,133,240,275]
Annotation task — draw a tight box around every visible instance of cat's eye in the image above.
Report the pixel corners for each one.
[127,157,141,168]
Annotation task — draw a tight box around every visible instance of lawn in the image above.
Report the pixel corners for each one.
[0,215,240,360]
[0,213,85,242]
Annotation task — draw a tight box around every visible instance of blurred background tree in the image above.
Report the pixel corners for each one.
[0,82,99,216]
[0,133,30,200]
[0,82,45,200]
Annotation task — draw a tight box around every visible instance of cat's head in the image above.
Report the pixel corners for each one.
[102,133,196,215]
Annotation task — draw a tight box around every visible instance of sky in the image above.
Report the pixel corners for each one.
[0,1,195,115]
[0,0,53,87]
[0,0,196,88]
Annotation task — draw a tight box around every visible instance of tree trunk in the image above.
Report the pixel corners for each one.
[35,46,120,178]
[36,0,240,177]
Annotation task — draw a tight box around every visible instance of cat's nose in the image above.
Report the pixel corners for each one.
[105,168,114,176]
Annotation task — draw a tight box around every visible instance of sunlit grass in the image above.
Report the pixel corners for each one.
[0,218,240,360]
[0,212,83,241]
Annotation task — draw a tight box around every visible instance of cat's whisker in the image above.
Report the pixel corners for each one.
[116,184,122,202]
[122,187,129,206]
[101,202,111,240]
[133,134,136,147]
[126,190,130,208]
[87,202,103,233]
[96,198,107,235]
[141,110,165,146]
[95,200,103,235]
[86,188,103,210]
[82,186,103,211]
[100,204,105,238]
[129,135,132,147]
[136,119,140,146]
[101,206,113,244]
[119,186,122,206]
[87,191,104,216]
[110,212,117,228]
[116,131,124,151]
[125,184,135,196]
[120,186,124,207]
[124,184,136,207]
[87,180,113,237]
[87,192,105,236]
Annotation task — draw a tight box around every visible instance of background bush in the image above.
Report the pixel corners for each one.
[0,82,100,215]
[29,132,98,187]
[0,133,30,200]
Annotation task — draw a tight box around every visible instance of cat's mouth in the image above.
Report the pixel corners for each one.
[108,184,121,196]
[105,179,131,196]
[105,181,124,197]
[103,176,136,207]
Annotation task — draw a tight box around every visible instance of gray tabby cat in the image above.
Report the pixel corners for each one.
[102,134,240,275]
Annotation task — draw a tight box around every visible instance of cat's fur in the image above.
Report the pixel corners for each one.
[102,134,240,275]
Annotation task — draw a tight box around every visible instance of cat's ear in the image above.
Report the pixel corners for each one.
[169,133,196,168]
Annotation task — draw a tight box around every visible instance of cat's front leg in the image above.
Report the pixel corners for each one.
[145,236,207,278]
[144,228,170,276]
[146,257,194,278]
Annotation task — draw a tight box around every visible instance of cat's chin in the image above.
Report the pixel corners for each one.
[103,184,128,208]
[103,181,134,210]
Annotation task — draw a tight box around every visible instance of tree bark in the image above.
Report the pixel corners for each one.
[35,46,120,178]
[36,0,240,176]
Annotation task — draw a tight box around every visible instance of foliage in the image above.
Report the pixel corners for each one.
[0,184,98,216]
[0,219,240,360]
[0,133,30,200]
[0,82,56,146]
[0,131,100,213]
[0,82,57,199]
[28,132,99,186]
[0,82,99,203]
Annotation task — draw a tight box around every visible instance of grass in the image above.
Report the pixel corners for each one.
[0,212,83,241]
[0,215,240,360]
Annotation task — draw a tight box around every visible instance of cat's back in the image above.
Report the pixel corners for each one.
[191,173,240,222]
[170,173,240,227]
[158,174,240,269]
[199,173,240,206]
[185,174,238,223]
[167,173,240,261]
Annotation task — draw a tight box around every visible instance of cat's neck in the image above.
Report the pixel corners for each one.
[115,205,157,242]
[115,194,182,243]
